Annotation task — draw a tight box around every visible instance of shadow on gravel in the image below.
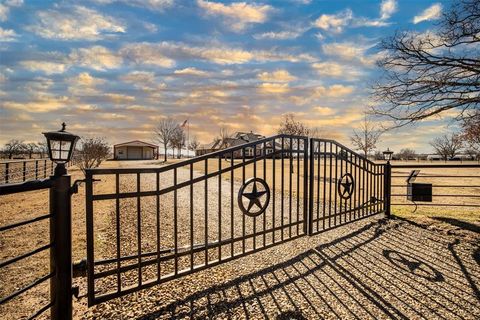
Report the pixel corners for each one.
[138,218,480,319]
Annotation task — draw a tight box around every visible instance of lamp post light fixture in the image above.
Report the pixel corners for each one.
[383,148,394,163]
[43,122,79,176]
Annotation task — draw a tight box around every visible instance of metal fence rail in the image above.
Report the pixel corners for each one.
[390,164,480,208]
[0,157,80,185]
[85,134,309,305]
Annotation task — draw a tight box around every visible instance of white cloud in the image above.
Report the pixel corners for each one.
[120,43,175,67]
[0,27,18,41]
[20,60,67,75]
[0,4,8,21]
[27,5,125,41]
[258,82,290,94]
[92,0,173,11]
[257,70,296,82]
[70,46,122,70]
[119,41,314,66]
[322,41,379,67]
[380,0,397,20]
[120,71,156,84]
[413,3,442,24]
[312,62,362,78]
[173,67,209,76]
[197,0,272,32]
[314,9,352,34]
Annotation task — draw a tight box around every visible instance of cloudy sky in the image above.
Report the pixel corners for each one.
[0,0,456,152]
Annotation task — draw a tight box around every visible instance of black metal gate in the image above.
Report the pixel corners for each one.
[308,139,385,235]
[85,135,385,305]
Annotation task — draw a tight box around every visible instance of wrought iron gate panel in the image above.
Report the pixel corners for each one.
[85,134,308,305]
[308,139,385,235]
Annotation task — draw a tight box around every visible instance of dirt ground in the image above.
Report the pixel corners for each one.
[0,159,479,319]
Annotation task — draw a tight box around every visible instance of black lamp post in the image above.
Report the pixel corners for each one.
[43,122,79,176]
[383,148,394,163]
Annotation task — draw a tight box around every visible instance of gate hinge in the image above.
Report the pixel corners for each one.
[73,258,87,278]
[70,178,101,194]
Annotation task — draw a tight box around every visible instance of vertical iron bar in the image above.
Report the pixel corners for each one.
[289,137,292,238]
[308,139,314,235]
[272,139,276,244]
[242,148,246,253]
[281,137,284,241]
[253,144,257,250]
[230,152,234,257]
[263,141,267,247]
[303,137,308,235]
[174,168,178,274]
[204,160,208,265]
[362,158,366,217]
[156,172,161,279]
[23,161,26,182]
[44,160,47,178]
[136,173,142,285]
[315,141,320,233]
[35,160,38,180]
[296,138,300,236]
[115,174,121,292]
[85,171,94,306]
[5,162,9,184]
[339,148,343,224]
[190,164,194,270]
[218,157,222,260]
[322,141,326,231]
[328,142,332,228]
[334,145,338,227]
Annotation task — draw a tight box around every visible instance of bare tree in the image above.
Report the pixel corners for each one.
[2,139,25,159]
[188,136,200,151]
[430,133,464,161]
[350,114,381,157]
[218,127,232,149]
[277,114,310,136]
[24,142,38,159]
[170,126,186,159]
[397,148,417,161]
[37,141,48,158]
[372,0,480,126]
[154,118,177,162]
[461,110,480,152]
[77,137,110,173]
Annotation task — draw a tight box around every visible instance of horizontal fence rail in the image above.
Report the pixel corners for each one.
[85,134,309,305]
[390,164,480,209]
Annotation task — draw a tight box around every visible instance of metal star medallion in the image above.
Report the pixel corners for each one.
[238,178,270,217]
[338,173,355,200]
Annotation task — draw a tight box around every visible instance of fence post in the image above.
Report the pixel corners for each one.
[5,163,9,184]
[49,174,73,320]
[384,162,392,217]
[308,138,314,235]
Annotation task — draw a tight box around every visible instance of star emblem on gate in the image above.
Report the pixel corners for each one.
[338,173,355,200]
[238,178,270,217]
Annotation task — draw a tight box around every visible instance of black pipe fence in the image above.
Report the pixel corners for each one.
[0,158,80,185]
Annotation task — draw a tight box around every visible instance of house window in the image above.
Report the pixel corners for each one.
[118,151,124,154]
[245,148,253,156]
[266,149,272,154]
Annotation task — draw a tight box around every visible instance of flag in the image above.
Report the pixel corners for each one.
[180,119,188,128]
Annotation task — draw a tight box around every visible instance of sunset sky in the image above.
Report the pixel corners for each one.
[0,0,458,153]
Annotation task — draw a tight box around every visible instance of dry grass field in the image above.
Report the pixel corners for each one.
[0,158,479,319]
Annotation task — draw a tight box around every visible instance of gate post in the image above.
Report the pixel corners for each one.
[50,174,73,320]
[384,162,392,217]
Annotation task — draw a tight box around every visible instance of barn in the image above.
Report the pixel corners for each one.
[113,140,158,160]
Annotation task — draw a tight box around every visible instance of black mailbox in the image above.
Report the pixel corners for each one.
[406,170,432,202]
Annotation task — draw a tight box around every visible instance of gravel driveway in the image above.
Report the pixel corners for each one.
[72,163,480,319]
